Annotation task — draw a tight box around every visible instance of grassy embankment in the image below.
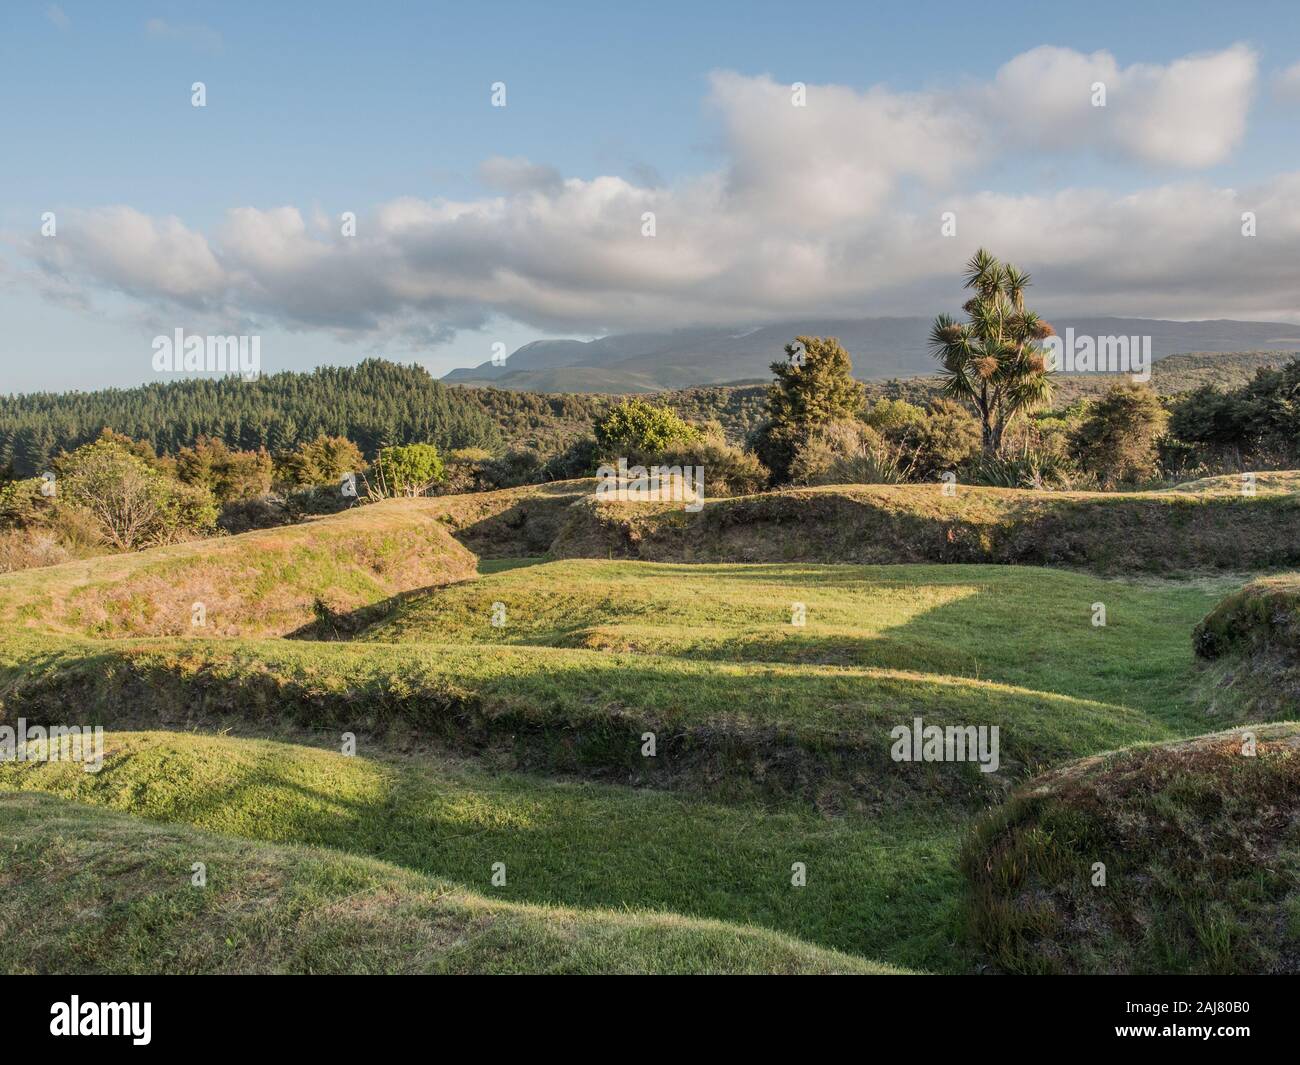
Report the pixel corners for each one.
[2,477,1298,973]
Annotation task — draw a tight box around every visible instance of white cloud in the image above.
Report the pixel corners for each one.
[987,44,1256,167]
[17,44,1297,342]
[46,4,70,30]
[29,207,225,306]
[708,70,980,228]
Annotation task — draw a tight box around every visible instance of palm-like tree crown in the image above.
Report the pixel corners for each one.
[930,248,1055,455]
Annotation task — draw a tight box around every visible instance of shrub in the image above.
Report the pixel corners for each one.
[766,336,866,429]
[1070,383,1168,488]
[649,433,768,497]
[481,448,548,489]
[790,420,910,486]
[176,437,273,503]
[749,420,804,487]
[594,398,701,456]
[863,398,925,435]
[275,434,364,488]
[758,336,867,484]
[368,443,446,497]
[908,399,982,479]
[55,440,218,550]
[961,449,1073,490]
[437,447,496,495]
[0,476,53,530]
[0,530,71,573]
[540,438,602,483]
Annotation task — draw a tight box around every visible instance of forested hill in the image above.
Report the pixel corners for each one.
[0,360,516,475]
[0,359,775,477]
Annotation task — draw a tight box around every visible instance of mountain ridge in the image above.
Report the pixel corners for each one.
[445,316,1300,393]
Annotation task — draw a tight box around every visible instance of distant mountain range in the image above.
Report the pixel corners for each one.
[443,317,1300,393]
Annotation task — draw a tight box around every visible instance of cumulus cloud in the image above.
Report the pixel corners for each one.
[16,43,1298,341]
[986,44,1256,167]
[46,4,70,30]
[28,206,225,307]
[708,70,981,227]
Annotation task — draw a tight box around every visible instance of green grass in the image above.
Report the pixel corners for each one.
[360,560,1224,726]
[0,730,961,970]
[0,497,477,638]
[1191,572,1300,723]
[0,626,1174,805]
[2,491,1293,975]
[0,792,900,974]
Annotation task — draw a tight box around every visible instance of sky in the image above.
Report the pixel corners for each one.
[3,0,1300,392]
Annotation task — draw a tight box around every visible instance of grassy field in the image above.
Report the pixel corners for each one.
[360,559,1226,726]
[0,792,897,975]
[0,731,956,970]
[1,479,1297,974]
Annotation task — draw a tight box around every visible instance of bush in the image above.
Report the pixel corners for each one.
[54,440,218,550]
[480,448,548,489]
[594,398,701,456]
[961,449,1073,490]
[649,433,768,497]
[275,434,364,488]
[907,399,982,479]
[540,438,602,483]
[749,420,803,487]
[437,447,496,495]
[0,476,54,530]
[1071,384,1168,488]
[176,437,273,503]
[0,530,70,572]
[1167,359,1300,466]
[758,336,867,484]
[789,420,910,486]
[367,443,445,497]
[863,398,925,436]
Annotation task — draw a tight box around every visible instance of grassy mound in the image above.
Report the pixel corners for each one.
[1192,574,1300,721]
[358,559,1221,723]
[962,725,1300,974]
[1164,470,1300,495]
[1195,574,1300,659]
[549,483,1300,573]
[0,792,898,974]
[430,480,589,557]
[0,730,960,968]
[0,498,477,638]
[0,630,1170,806]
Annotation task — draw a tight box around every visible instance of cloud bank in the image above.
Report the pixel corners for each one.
[21,43,1300,346]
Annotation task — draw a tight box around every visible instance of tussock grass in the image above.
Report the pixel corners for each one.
[962,725,1300,974]
[0,792,900,974]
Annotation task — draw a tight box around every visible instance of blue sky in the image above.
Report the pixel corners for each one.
[4,1,1300,391]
